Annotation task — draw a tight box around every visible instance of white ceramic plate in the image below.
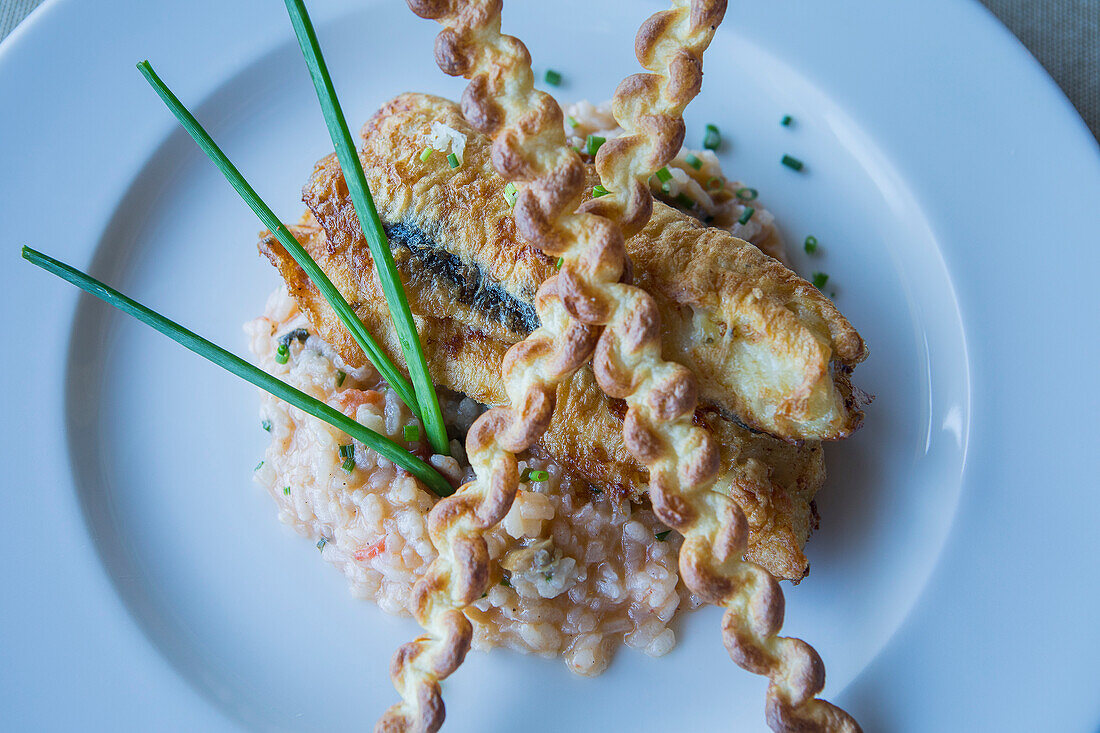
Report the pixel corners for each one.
[2,0,1098,730]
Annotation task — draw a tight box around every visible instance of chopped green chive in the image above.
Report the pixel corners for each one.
[544,69,562,86]
[781,115,793,127]
[703,124,720,150]
[655,530,671,541]
[278,0,450,456]
[275,343,289,364]
[134,61,423,437]
[738,207,755,225]
[419,147,433,162]
[317,537,327,551]
[812,272,829,289]
[21,247,454,497]
[339,444,354,459]
[555,256,564,270]
[592,184,610,198]
[404,424,420,442]
[521,468,550,482]
[735,187,758,201]
[255,460,264,471]
[675,192,694,209]
[655,167,672,183]
[500,575,511,588]
[685,153,702,170]
[804,235,819,254]
[283,486,291,496]
[585,134,606,156]
[781,154,804,171]
[504,181,518,207]
[335,369,346,387]
[567,116,578,128]
[342,457,355,472]
[447,152,460,169]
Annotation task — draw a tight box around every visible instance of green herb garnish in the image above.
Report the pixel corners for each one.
[592,184,610,198]
[342,458,355,472]
[703,124,720,150]
[675,192,694,209]
[447,152,460,169]
[544,69,562,86]
[781,154,804,171]
[567,116,578,128]
[21,247,454,497]
[811,272,829,289]
[655,530,671,541]
[419,147,433,162]
[280,0,449,456]
[335,369,346,387]
[317,538,328,551]
[555,256,564,270]
[404,424,420,442]
[735,187,758,201]
[585,134,605,156]
[685,153,702,170]
[504,181,518,207]
[339,444,354,459]
[781,115,792,127]
[738,207,755,225]
[135,61,422,430]
[804,235,818,254]
[500,575,511,588]
[521,468,550,482]
[283,486,291,496]
[275,343,290,364]
[655,167,672,183]
[255,460,264,471]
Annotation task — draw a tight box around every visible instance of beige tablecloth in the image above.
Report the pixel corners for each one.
[1,0,1097,139]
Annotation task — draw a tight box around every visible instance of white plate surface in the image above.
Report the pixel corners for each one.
[1,1,1098,731]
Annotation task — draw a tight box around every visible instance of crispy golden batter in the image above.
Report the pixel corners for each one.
[297,93,867,441]
[263,216,819,581]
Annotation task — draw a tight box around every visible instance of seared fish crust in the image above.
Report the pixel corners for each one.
[257,93,863,580]
[306,93,867,441]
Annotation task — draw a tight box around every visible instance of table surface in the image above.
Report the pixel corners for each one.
[2,0,1098,141]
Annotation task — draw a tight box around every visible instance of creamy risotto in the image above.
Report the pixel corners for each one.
[247,287,702,675]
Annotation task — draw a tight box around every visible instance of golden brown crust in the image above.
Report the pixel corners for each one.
[304,92,866,441]
[260,220,818,583]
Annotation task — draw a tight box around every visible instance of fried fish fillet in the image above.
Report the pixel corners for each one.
[300,93,867,441]
[256,93,864,580]
[264,215,820,581]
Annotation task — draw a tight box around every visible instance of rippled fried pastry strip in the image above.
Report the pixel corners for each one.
[365,0,733,728]
[574,4,860,729]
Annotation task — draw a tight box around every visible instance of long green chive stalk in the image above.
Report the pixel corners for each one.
[21,247,454,498]
[135,61,420,420]
[282,0,449,456]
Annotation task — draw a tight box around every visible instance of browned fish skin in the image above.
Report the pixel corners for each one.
[264,218,817,581]
[303,93,867,441]
[256,94,859,581]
